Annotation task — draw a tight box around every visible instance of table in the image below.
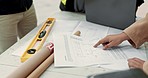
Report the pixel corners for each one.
[0,11,113,78]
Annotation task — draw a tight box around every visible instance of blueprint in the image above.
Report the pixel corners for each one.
[54,21,147,70]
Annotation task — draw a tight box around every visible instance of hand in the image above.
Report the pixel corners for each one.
[93,33,129,50]
[128,58,145,70]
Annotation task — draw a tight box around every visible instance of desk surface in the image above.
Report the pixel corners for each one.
[0,12,113,78]
[1,0,148,77]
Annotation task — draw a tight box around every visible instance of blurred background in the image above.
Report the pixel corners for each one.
[33,0,148,25]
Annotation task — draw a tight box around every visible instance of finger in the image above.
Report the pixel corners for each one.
[103,41,116,50]
[128,62,135,69]
[94,38,109,47]
[94,40,103,47]
[128,60,138,68]
[128,58,134,61]
[128,59,141,66]
[128,59,143,69]
[128,58,135,68]
[102,42,109,46]
[132,58,145,64]
[128,58,145,65]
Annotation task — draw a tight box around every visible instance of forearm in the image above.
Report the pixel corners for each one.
[123,15,148,48]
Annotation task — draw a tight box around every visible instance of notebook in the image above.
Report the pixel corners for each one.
[85,0,136,29]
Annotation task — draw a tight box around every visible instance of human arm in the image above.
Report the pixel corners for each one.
[94,13,148,49]
[123,13,148,48]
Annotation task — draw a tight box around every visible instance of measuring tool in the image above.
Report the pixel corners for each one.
[21,18,55,62]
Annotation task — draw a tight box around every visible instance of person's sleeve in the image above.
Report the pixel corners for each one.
[123,13,148,48]
[143,61,148,75]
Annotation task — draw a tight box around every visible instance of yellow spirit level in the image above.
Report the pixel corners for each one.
[21,18,55,62]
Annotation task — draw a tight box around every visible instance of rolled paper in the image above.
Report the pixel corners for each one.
[27,53,54,78]
[7,46,52,78]
[74,30,81,36]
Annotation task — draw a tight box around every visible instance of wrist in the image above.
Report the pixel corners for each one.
[143,62,148,75]
[120,32,130,41]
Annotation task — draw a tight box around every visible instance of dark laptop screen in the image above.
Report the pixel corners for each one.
[85,0,136,30]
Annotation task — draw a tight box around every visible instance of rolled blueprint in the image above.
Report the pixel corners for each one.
[27,53,54,78]
[7,46,53,78]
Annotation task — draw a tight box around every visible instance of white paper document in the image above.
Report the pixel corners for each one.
[54,21,147,69]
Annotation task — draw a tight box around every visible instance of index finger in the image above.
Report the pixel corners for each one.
[93,38,108,48]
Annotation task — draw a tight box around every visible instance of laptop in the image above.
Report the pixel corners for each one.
[88,69,148,78]
[85,0,136,29]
